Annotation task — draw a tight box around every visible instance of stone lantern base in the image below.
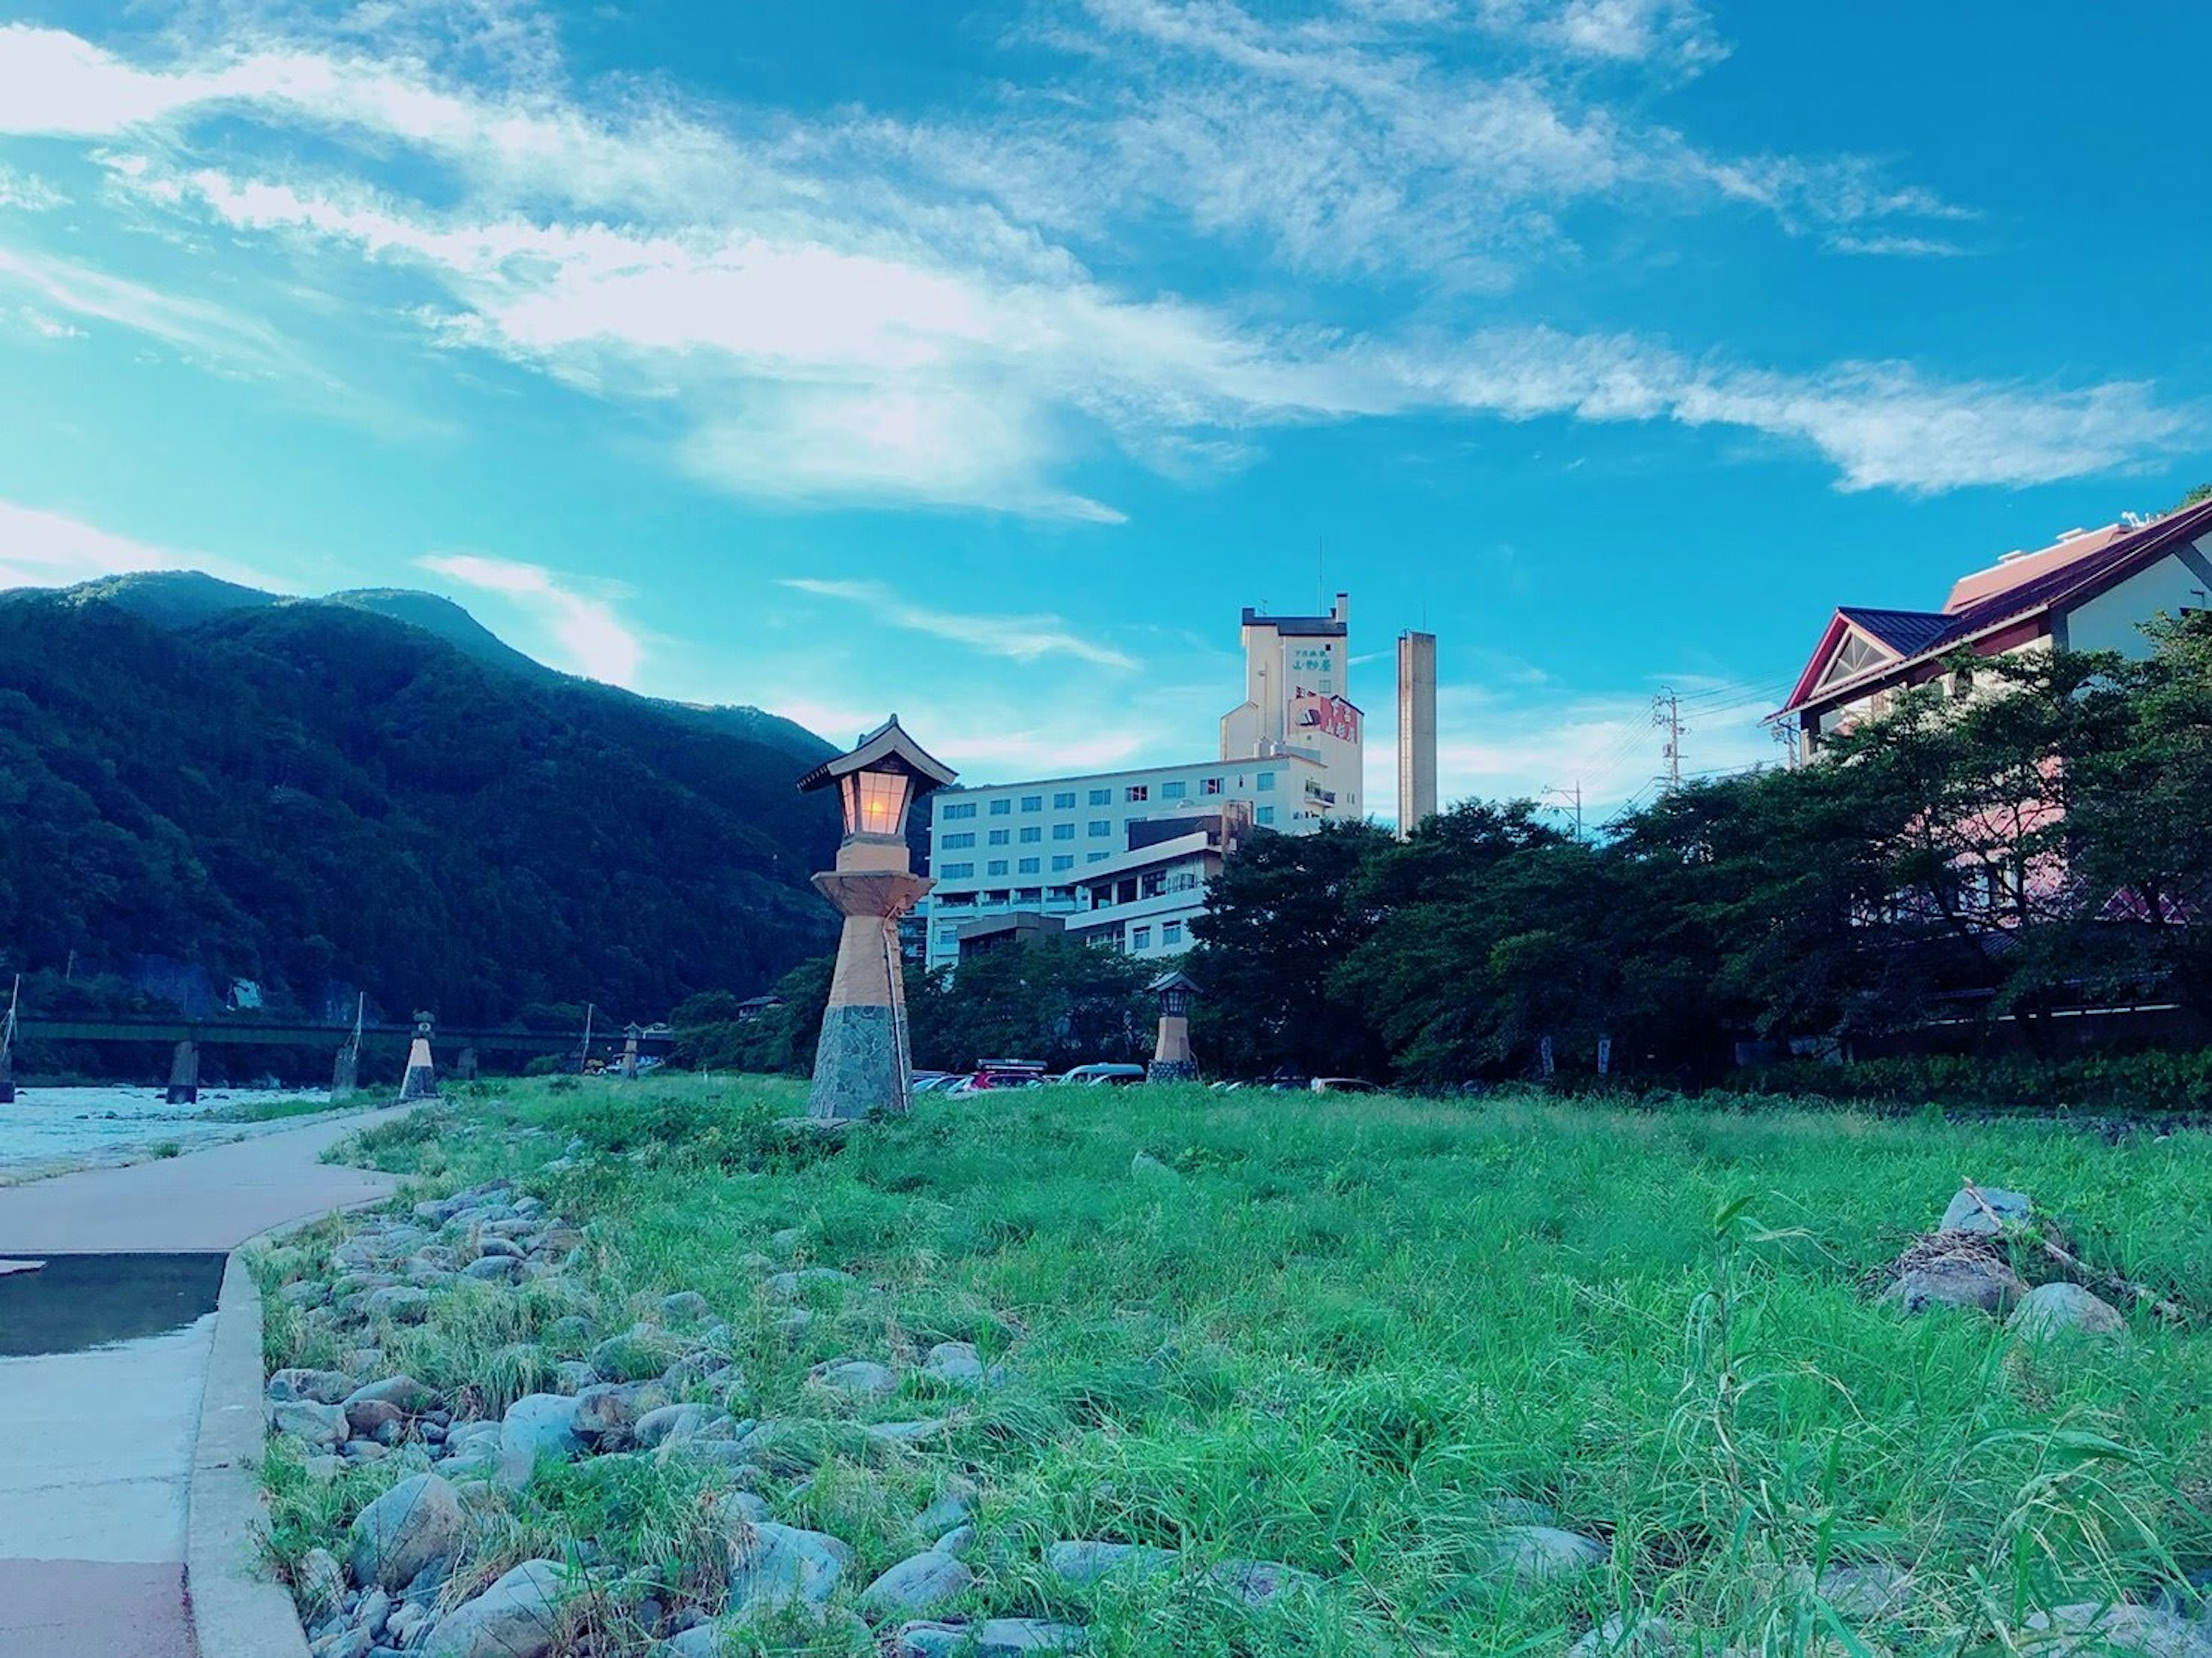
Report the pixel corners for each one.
[808,864,931,1123]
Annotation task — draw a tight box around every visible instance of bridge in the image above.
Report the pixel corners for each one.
[0,994,674,1105]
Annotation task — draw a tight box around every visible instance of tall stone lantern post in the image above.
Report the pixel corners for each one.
[1146,969,1201,1083]
[797,716,957,1122]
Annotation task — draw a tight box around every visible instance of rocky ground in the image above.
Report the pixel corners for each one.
[254,1111,2212,1657]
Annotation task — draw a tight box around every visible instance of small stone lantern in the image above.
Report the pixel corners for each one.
[400,1012,438,1101]
[1146,968,1200,1083]
[797,716,957,1122]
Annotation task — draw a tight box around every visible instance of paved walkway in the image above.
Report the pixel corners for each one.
[0,1108,405,1656]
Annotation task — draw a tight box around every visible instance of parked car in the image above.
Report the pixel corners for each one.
[1309,1076,1381,1094]
[948,1063,1048,1096]
[1058,1063,1147,1086]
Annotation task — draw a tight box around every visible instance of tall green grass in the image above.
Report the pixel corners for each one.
[288,1077,2212,1655]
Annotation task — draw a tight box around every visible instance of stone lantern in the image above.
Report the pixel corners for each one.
[797,716,957,1122]
[399,1012,438,1101]
[1146,968,1200,1083]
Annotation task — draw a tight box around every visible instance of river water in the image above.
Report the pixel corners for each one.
[0,1085,333,1179]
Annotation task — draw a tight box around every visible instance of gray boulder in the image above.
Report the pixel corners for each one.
[1487,1525,1607,1582]
[635,1403,717,1449]
[1941,1186,2031,1235]
[765,1267,856,1299]
[862,1551,974,1618]
[269,1368,355,1405]
[590,1326,685,1383]
[2008,1282,2127,1340]
[659,1291,711,1323]
[1046,1540,1177,1585]
[502,1394,586,1461]
[1570,1614,1679,1656]
[727,1521,851,1614]
[1816,1562,1914,1620]
[2021,1602,2209,1656]
[271,1399,348,1450]
[345,1375,440,1414]
[421,1560,568,1658]
[1888,1256,2027,1315]
[295,1546,347,1623]
[1209,1558,1321,1608]
[922,1342,988,1387]
[362,1286,432,1323]
[572,1380,671,1449]
[462,1255,525,1284]
[349,1474,465,1591]
[898,1619,1088,1656]
[346,1398,407,1440]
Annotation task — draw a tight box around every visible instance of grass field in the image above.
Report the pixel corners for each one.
[270,1076,2212,1654]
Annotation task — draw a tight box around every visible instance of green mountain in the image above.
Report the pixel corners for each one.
[0,571,843,1028]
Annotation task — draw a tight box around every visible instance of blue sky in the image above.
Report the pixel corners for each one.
[1,1,2207,823]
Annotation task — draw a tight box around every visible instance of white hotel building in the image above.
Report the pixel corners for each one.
[919,596,1364,972]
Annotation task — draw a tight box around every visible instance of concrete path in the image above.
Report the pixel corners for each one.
[0,1107,403,1254]
[0,1107,406,1656]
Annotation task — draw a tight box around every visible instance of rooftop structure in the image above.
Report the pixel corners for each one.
[1774,501,2212,756]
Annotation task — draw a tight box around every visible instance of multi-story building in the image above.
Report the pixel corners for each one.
[920,757,1319,971]
[918,593,1372,973]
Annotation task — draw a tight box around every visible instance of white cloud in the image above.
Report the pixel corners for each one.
[0,162,66,211]
[779,579,1138,669]
[0,498,276,590]
[416,552,641,686]
[10,305,83,339]
[0,7,2190,520]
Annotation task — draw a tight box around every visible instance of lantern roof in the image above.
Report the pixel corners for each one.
[795,714,959,797]
[1145,968,1200,996]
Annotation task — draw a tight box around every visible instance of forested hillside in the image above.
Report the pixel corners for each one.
[0,574,842,1028]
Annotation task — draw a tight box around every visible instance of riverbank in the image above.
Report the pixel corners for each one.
[252,1076,2212,1655]
[0,1086,355,1185]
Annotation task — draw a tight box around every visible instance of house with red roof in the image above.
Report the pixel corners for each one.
[1773,497,2212,756]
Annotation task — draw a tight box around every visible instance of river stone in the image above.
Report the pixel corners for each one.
[590,1327,686,1383]
[347,1398,407,1440]
[1209,1559,1321,1608]
[1941,1186,2031,1235]
[346,1375,440,1414]
[573,1380,671,1449]
[766,1268,856,1299]
[1046,1541,1177,1585]
[862,1551,974,1619]
[1570,1614,1679,1656]
[733,1418,832,1475]
[552,1360,599,1394]
[1816,1563,1914,1620]
[2008,1282,2127,1340]
[271,1400,348,1450]
[475,1236,525,1259]
[462,1255,525,1284]
[635,1403,717,1449]
[922,1342,987,1387]
[1888,1257,2027,1315]
[864,1419,949,1445]
[912,1495,973,1539]
[1487,1526,1607,1582]
[349,1474,465,1591]
[270,1368,356,1406]
[2022,1602,2210,1655]
[362,1286,432,1323]
[659,1291,711,1323]
[311,1626,373,1658]
[296,1546,347,1623]
[727,1522,851,1614]
[502,1394,586,1461]
[814,1359,897,1398]
[897,1619,1088,1656]
[715,1491,772,1527]
[421,1560,568,1658]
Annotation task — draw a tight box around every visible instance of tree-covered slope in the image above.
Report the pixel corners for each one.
[0,579,842,1025]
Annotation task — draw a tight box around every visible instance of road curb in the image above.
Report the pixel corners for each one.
[184,1114,412,1658]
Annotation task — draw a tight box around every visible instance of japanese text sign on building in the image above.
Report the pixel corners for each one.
[1293,692,1362,744]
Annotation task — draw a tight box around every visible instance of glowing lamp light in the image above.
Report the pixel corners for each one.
[797,714,957,849]
[840,767,914,839]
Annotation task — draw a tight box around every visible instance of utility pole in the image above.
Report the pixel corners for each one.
[1653,688,1684,794]
[1543,781,1584,841]
[1770,719,1801,769]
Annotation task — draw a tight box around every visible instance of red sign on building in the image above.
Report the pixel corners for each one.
[1292,692,1362,744]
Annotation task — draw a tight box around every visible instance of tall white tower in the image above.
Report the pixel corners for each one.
[1396,630,1437,839]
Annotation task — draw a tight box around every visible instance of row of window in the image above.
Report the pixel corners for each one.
[937,773,1277,825]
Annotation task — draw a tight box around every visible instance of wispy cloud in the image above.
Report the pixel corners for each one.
[417,552,642,686]
[779,578,1138,669]
[0,7,2191,521]
[0,162,66,211]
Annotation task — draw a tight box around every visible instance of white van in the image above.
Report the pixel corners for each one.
[1057,1063,1149,1086]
